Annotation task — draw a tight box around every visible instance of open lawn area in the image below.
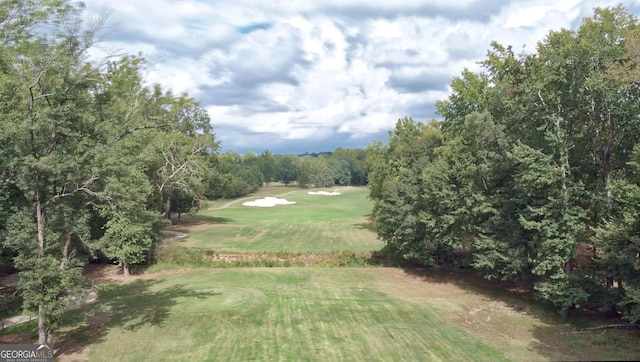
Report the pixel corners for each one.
[170,186,383,253]
[4,267,638,361]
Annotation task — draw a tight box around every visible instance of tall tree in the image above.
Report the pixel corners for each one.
[0,0,104,344]
[368,118,442,263]
[258,150,276,185]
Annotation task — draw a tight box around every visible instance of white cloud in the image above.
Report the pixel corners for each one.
[88,0,638,153]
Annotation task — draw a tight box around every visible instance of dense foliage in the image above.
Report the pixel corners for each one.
[369,6,640,321]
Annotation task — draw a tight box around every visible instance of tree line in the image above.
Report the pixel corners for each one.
[202,149,368,200]
[368,6,640,322]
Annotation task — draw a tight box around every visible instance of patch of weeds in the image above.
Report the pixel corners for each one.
[151,246,386,269]
[153,246,210,267]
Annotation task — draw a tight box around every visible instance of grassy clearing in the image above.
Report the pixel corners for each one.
[32,267,639,361]
[167,186,382,253]
[68,269,505,361]
[4,267,640,360]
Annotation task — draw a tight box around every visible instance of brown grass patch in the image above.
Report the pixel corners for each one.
[366,267,640,361]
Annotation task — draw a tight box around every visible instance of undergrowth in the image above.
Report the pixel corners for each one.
[150,245,382,272]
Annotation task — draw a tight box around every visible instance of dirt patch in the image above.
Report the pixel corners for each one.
[0,331,31,344]
[84,264,194,286]
[369,268,546,357]
[84,264,127,285]
[0,273,19,287]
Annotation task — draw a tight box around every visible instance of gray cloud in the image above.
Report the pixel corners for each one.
[386,71,452,93]
[306,1,518,22]
[218,123,386,154]
[444,32,483,60]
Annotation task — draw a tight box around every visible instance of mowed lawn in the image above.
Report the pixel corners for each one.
[176,186,383,253]
[52,267,640,362]
[79,269,501,361]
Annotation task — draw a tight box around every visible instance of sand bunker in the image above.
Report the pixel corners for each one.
[242,197,296,207]
[308,191,341,196]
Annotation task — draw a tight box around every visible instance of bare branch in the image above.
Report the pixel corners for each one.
[49,176,100,203]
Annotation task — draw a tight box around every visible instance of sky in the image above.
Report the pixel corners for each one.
[87,0,640,154]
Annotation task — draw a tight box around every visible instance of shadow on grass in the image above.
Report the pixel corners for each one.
[354,220,376,232]
[354,214,377,232]
[54,279,219,359]
[180,214,234,225]
[401,266,640,361]
[528,322,640,360]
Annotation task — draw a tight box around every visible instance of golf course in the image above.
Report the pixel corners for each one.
[2,186,639,361]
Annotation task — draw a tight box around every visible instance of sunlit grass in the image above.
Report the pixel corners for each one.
[82,268,506,361]
[172,186,382,253]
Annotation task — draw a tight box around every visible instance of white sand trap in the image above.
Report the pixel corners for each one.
[308,191,341,196]
[242,197,296,207]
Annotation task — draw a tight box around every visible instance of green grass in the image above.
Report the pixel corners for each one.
[172,186,382,253]
[78,268,506,361]
[43,267,640,361]
[5,268,640,361]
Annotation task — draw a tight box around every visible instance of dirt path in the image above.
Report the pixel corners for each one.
[0,291,98,330]
[208,191,297,210]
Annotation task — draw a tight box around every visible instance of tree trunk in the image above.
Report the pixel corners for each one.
[35,191,50,345]
[38,304,48,345]
[35,192,45,254]
[123,260,130,277]
[604,119,615,294]
[60,231,72,268]
[165,194,172,222]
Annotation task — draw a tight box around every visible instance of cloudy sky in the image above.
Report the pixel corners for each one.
[88,0,640,154]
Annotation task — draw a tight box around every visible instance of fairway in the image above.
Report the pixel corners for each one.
[47,267,640,362]
[76,268,506,361]
[174,186,383,253]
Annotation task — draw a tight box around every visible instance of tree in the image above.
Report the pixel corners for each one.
[144,89,217,219]
[0,0,107,344]
[296,157,316,188]
[276,154,299,186]
[314,157,333,188]
[595,145,640,322]
[367,117,443,263]
[258,150,276,185]
[435,69,490,132]
[98,213,157,277]
[421,113,511,269]
[328,157,351,186]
